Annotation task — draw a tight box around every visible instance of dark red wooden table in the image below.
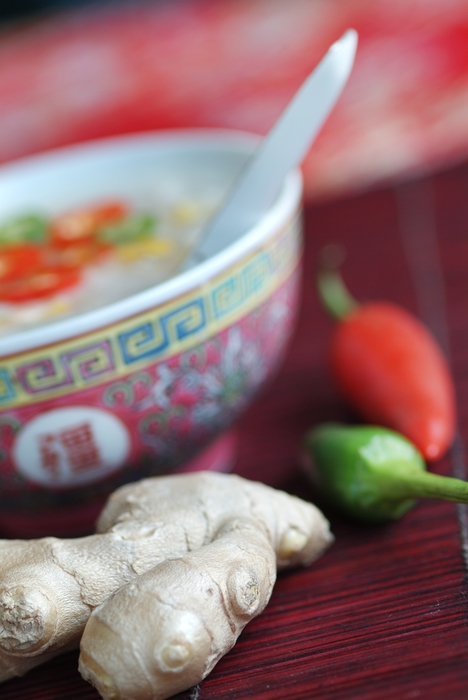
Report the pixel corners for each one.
[3,158,468,699]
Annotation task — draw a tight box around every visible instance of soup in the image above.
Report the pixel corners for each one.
[0,193,219,336]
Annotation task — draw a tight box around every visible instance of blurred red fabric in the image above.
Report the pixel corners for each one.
[2,0,468,200]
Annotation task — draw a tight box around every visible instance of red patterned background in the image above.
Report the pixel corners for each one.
[2,0,468,199]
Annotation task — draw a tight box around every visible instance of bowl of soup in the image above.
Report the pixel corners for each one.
[0,129,303,537]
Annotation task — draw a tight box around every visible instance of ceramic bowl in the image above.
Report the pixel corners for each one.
[0,130,303,536]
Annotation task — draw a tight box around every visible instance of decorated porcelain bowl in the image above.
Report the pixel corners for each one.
[0,130,303,536]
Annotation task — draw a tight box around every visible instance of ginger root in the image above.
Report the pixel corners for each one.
[0,472,332,690]
[79,472,333,700]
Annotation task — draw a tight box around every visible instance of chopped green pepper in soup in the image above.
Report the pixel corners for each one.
[0,198,210,335]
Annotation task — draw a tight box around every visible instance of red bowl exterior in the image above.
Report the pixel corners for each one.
[0,211,302,536]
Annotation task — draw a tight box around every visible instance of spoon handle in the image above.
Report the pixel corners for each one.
[186,28,358,267]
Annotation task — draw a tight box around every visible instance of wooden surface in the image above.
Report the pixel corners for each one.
[3,159,468,699]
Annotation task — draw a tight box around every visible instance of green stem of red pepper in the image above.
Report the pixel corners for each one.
[317,259,358,320]
[303,423,468,523]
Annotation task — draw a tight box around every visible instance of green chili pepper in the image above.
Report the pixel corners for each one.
[0,214,48,244]
[98,213,157,245]
[303,423,468,523]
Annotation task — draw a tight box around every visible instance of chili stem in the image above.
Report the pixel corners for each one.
[317,266,359,320]
[377,466,468,504]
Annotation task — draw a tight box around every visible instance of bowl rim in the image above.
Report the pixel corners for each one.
[0,128,303,357]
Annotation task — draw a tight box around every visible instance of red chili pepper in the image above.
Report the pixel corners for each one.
[317,250,456,461]
[0,244,44,283]
[47,241,113,269]
[0,267,82,303]
[50,201,128,247]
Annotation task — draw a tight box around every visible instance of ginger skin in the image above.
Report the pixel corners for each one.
[79,473,333,700]
[0,507,198,681]
[0,472,332,687]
